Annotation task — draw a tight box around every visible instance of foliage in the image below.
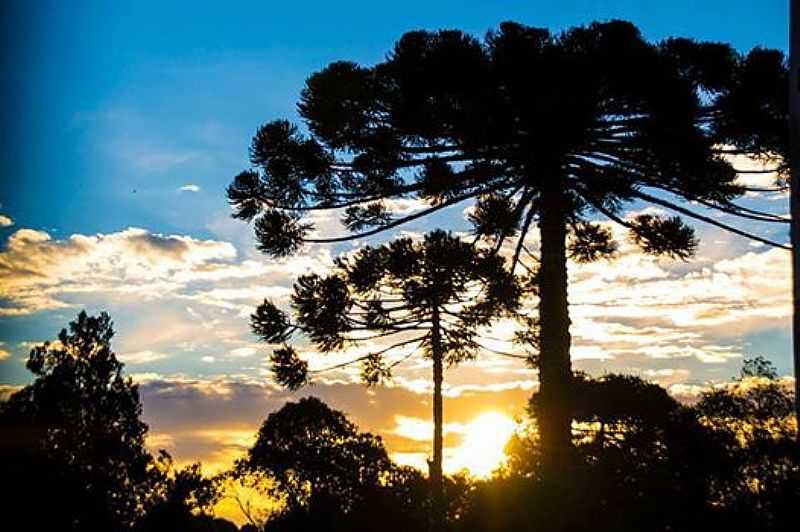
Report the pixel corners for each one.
[228,21,786,252]
[0,311,155,531]
[136,452,224,532]
[235,396,394,514]
[235,396,472,532]
[695,358,799,531]
[473,362,798,532]
[252,230,519,531]
[254,230,520,388]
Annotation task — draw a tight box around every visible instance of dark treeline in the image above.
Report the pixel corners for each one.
[0,312,233,532]
[1,311,797,531]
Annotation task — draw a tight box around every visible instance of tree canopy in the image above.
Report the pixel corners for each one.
[228,19,787,257]
[253,230,520,388]
[474,363,797,532]
[0,311,155,531]
[236,396,394,513]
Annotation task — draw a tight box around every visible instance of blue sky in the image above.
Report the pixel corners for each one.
[0,0,788,238]
[0,0,792,494]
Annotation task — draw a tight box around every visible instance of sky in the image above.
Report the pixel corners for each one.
[0,0,792,500]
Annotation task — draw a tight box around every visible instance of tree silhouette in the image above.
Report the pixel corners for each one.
[251,230,519,530]
[236,397,471,532]
[464,361,798,532]
[695,357,799,531]
[0,311,155,531]
[789,0,800,443]
[235,396,394,515]
[136,452,225,532]
[478,373,734,532]
[227,20,789,472]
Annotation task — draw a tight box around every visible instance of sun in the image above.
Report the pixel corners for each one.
[448,411,517,478]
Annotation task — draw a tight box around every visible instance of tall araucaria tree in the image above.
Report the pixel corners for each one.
[228,20,790,474]
[250,230,520,532]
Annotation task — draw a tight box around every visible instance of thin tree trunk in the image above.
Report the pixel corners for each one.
[537,182,574,476]
[790,0,800,442]
[429,305,446,532]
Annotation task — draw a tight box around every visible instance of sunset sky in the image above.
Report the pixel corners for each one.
[0,0,792,481]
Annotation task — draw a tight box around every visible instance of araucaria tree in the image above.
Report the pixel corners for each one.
[228,20,789,473]
[251,230,519,531]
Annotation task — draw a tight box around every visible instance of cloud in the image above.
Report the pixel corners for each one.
[0,227,239,315]
[0,215,13,227]
[0,219,791,447]
[724,150,786,195]
[179,184,201,193]
[118,350,169,365]
[227,347,257,358]
[0,342,10,361]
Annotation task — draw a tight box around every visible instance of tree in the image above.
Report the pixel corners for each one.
[251,230,519,530]
[235,396,394,515]
[237,397,469,532]
[478,373,734,532]
[486,362,798,532]
[0,311,155,531]
[137,452,226,532]
[227,20,789,473]
[695,357,799,531]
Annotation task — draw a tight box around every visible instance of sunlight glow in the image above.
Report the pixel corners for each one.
[448,411,516,478]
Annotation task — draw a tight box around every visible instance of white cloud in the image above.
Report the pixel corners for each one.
[723,150,786,194]
[119,350,169,364]
[228,347,258,358]
[0,227,240,315]
[180,184,201,193]
[0,214,13,227]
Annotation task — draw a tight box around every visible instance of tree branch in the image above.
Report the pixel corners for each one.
[631,190,791,250]
[308,335,427,374]
[303,189,484,244]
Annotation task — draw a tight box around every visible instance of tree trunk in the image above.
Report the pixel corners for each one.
[429,305,446,532]
[790,0,800,442]
[537,182,574,476]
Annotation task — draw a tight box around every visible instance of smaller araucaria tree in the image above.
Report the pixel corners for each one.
[251,230,520,532]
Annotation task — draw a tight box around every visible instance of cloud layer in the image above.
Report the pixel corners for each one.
[0,219,792,483]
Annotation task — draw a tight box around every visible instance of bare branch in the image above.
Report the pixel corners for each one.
[646,184,789,223]
[511,204,537,273]
[308,336,427,374]
[303,189,484,244]
[631,190,791,250]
